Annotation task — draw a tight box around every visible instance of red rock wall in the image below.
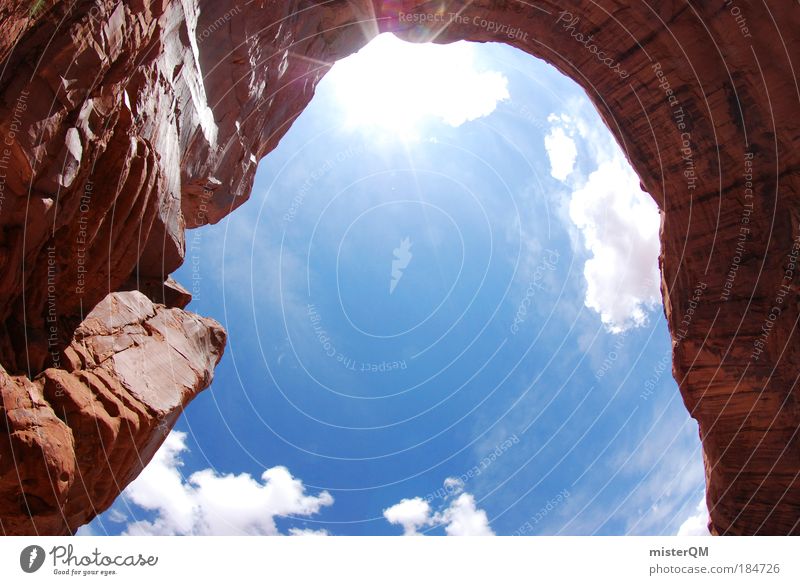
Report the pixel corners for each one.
[1,291,224,534]
[0,0,797,534]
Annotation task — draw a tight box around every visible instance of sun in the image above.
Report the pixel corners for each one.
[324,33,509,140]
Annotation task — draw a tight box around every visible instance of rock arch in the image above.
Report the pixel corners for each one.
[0,0,797,534]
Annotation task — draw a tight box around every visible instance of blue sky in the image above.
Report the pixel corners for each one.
[80,35,707,536]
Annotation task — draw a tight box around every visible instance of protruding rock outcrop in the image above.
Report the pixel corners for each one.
[0,0,798,534]
[0,291,224,534]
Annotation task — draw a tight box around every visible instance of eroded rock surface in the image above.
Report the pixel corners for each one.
[0,0,797,534]
[0,291,224,534]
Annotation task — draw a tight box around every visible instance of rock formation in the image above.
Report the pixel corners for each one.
[0,0,797,534]
[1,290,224,534]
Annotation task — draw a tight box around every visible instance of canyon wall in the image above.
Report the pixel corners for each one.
[0,0,797,534]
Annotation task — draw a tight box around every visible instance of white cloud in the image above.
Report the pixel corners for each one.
[326,33,509,137]
[569,157,661,332]
[383,497,433,536]
[546,109,661,333]
[107,509,128,523]
[544,125,578,181]
[383,478,494,536]
[119,431,333,535]
[437,493,494,536]
[677,498,711,536]
[443,476,465,495]
[288,528,331,536]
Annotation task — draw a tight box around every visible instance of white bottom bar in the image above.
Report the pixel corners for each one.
[1,536,797,584]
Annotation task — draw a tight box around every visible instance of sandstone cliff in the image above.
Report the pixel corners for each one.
[1,291,224,534]
[0,0,797,534]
